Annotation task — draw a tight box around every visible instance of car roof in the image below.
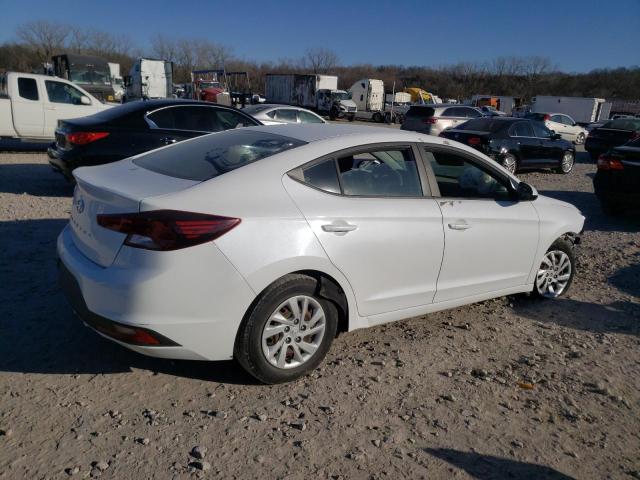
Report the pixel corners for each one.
[242,123,427,143]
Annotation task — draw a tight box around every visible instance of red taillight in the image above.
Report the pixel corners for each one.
[66,131,110,145]
[422,117,438,124]
[597,154,624,171]
[543,114,550,121]
[467,136,481,146]
[97,210,241,251]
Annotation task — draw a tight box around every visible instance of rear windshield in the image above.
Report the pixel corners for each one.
[242,105,272,114]
[602,119,640,131]
[405,106,435,118]
[134,129,306,181]
[455,118,505,132]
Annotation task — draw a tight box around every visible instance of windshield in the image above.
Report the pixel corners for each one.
[200,82,222,89]
[331,91,352,101]
[69,67,110,85]
[134,129,306,181]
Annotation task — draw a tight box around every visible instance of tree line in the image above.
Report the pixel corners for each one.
[1,20,638,102]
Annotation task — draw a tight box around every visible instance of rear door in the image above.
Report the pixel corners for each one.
[284,143,445,318]
[10,76,44,137]
[422,146,539,302]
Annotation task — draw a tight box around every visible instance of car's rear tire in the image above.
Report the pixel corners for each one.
[372,112,383,123]
[533,238,575,299]
[234,274,338,384]
[556,151,575,174]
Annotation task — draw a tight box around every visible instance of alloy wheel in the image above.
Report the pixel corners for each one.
[536,250,572,298]
[261,295,326,369]
[561,152,574,173]
[502,154,517,174]
[576,132,585,145]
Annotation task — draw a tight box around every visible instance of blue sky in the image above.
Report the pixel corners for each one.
[0,0,638,72]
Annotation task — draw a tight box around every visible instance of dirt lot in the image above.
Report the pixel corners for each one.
[0,146,638,480]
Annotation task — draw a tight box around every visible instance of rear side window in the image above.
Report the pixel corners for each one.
[134,130,306,181]
[462,107,481,118]
[298,110,324,124]
[456,119,501,132]
[147,106,222,132]
[274,109,298,122]
[302,159,340,193]
[216,110,258,129]
[510,121,534,137]
[18,78,38,100]
[405,107,435,119]
[602,119,640,130]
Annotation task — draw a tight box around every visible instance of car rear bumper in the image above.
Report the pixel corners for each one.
[57,224,257,361]
[48,145,75,178]
[593,174,640,204]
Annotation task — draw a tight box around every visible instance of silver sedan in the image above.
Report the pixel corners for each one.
[242,104,326,125]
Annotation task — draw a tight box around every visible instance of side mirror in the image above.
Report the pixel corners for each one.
[549,130,561,140]
[517,182,538,201]
[80,96,91,106]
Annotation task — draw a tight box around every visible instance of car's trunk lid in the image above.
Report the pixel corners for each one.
[70,159,199,267]
[589,128,635,144]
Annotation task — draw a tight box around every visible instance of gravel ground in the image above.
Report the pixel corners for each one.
[0,147,638,480]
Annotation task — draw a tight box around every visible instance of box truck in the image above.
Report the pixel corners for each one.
[123,58,174,102]
[531,96,611,124]
[265,74,357,120]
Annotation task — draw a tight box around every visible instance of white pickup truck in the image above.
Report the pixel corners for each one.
[0,72,112,142]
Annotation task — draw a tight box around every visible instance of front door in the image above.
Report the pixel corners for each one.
[422,146,539,303]
[42,79,96,138]
[284,144,445,317]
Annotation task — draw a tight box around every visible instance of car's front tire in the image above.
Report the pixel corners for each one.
[575,132,585,145]
[533,238,575,299]
[234,274,338,384]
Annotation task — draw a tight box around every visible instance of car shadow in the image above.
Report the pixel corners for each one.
[539,189,640,233]
[424,448,576,480]
[0,162,74,197]
[0,139,50,152]
[0,218,259,385]
[511,294,639,336]
[608,257,640,298]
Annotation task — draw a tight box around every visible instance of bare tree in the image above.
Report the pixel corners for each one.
[16,20,69,62]
[301,48,338,74]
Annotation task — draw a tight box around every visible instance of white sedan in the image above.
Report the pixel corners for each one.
[529,113,588,144]
[58,125,585,383]
[242,104,326,125]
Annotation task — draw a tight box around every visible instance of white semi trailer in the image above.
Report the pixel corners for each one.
[350,78,385,122]
[123,58,174,102]
[531,96,612,124]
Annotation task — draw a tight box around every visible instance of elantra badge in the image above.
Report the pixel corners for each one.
[75,197,85,214]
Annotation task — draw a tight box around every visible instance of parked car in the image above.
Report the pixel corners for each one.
[593,137,640,214]
[58,124,584,384]
[48,99,261,180]
[526,113,588,144]
[479,106,506,117]
[0,72,111,142]
[242,104,326,125]
[585,118,640,160]
[440,117,576,174]
[401,104,482,136]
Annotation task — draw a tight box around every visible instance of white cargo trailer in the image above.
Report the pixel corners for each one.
[123,58,174,102]
[265,74,357,120]
[531,96,611,124]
